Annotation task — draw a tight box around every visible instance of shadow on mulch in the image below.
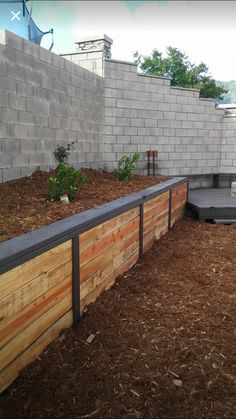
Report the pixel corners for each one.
[1,218,236,419]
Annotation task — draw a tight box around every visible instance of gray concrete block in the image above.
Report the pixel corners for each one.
[0,139,20,153]
[0,123,10,138]
[0,108,18,124]
[3,167,21,181]
[113,126,123,135]
[0,75,17,93]
[20,139,37,153]
[20,166,37,178]
[6,62,25,82]
[12,153,29,167]
[19,111,34,126]
[116,117,130,126]
[15,51,33,69]
[4,31,24,51]
[124,127,137,136]
[39,47,53,64]
[28,153,44,166]
[0,152,11,167]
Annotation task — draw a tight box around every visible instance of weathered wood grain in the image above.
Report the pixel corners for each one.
[0,293,72,372]
[0,311,72,393]
[0,275,72,348]
[171,183,187,225]
[80,216,139,266]
[0,241,72,299]
[143,193,169,251]
[80,239,139,301]
[144,217,169,252]
[81,251,139,312]
[80,227,139,284]
[0,260,72,322]
[80,208,139,251]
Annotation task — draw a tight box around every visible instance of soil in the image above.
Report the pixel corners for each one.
[0,168,165,242]
[1,218,236,419]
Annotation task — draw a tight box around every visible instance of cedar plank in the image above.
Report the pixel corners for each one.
[0,311,72,393]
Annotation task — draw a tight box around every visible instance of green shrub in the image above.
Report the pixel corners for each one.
[114,152,140,181]
[54,139,79,164]
[48,163,87,202]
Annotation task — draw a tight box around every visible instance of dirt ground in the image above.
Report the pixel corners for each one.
[0,168,165,242]
[1,218,236,419]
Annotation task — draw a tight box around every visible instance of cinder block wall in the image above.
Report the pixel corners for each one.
[0,30,235,186]
[0,30,104,182]
[221,110,236,173]
[103,59,225,179]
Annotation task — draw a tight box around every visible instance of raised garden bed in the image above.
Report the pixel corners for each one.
[1,218,235,418]
[0,168,166,242]
[0,173,187,393]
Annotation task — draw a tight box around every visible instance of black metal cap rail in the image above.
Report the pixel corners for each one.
[0,177,187,275]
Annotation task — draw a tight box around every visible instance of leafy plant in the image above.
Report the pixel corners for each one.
[48,163,87,202]
[114,152,140,181]
[54,139,79,164]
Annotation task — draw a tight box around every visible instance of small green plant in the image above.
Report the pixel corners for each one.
[54,139,79,164]
[114,152,140,181]
[48,163,87,202]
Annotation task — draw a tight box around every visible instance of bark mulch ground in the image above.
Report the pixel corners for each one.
[1,218,236,419]
[0,168,165,242]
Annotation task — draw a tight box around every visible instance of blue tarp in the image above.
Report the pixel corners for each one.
[0,0,52,46]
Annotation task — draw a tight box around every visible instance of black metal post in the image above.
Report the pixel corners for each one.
[168,189,172,229]
[186,179,189,202]
[213,174,220,188]
[139,203,144,258]
[72,235,80,329]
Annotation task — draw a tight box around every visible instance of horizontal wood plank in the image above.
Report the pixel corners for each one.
[0,311,72,393]
[143,191,169,212]
[80,208,139,251]
[80,216,139,266]
[80,228,139,284]
[144,202,169,224]
[0,275,72,349]
[0,260,72,322]
[0,292,72,372]
[0,241,72,299]
[144,218,169,252]
[80,240,139,301]
[81,251,139,312]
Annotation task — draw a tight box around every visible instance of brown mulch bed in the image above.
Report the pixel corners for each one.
[0,168,165,242]
[1,218,236,418]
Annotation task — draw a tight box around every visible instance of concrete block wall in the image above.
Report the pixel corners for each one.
[103,59,225,180]
[0,30,235,187]
[0,30,104,182]
[221,110,236,173]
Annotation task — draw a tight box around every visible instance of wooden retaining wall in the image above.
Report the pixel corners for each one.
[0,178,187,392]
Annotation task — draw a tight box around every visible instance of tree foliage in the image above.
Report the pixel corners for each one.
[134,47,227,100]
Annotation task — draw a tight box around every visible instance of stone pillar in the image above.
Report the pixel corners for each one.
[61,35,113,77]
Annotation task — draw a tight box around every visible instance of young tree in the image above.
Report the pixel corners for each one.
[134,47,227,100]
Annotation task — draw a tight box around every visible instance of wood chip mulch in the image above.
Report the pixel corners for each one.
[1,218,236,418]
[0,168,165,242]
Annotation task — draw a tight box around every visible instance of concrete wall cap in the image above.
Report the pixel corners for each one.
[105,58,137,67]
[75,34,113,45]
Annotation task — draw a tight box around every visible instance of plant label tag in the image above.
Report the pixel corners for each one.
[60,194,69,204]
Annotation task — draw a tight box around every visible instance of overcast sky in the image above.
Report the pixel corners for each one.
[33,0,236,82]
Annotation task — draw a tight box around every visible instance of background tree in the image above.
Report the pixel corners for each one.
[134,47,227,100]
